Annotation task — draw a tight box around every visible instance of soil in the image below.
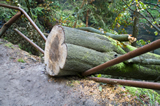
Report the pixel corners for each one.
[0,39,148,106]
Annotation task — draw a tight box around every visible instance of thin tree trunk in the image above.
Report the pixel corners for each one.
[132,10,139,46]
[86,9,89,27]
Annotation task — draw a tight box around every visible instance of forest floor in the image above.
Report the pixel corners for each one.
[0,38,158,106]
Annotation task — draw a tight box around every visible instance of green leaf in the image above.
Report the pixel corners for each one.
[99,86,102,92]
[97,74,101,77]
[154,31,158,36]
[152,21,157,25]
[147,40,151,43]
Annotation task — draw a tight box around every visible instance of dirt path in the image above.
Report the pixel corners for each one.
[0,39,105,106]
[0,39,147,106]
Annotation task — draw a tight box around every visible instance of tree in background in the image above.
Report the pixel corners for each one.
[73,0,125,30]
[0,0,160,50]
[122,0,160,46]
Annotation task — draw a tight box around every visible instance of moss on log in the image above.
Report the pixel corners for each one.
[45,25,160,80]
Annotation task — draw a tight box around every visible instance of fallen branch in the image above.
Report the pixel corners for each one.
[78,27,136,42]
[114,54,160,65]
[125,58,160,65]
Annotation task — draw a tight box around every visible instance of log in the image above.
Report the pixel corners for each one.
[78,27,136,42]
[45,25,160,80]
[114,54,160,65]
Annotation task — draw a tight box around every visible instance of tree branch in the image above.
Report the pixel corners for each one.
[122,0,160,33]
[144,2,160,8]
[145,9,156,22]
[125,57,160,65]
[78,27,136,42]
[148,8,160,13]
[114,54,160,65]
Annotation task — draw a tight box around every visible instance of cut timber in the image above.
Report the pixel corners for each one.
[45,25,160,81]
[45,26,67,75]
[45,25,122,76]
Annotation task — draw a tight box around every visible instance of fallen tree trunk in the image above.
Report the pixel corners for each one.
[45,25,160,80]
[78,27,136,42]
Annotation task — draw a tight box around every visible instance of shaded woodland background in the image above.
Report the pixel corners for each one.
[0,0,159,55]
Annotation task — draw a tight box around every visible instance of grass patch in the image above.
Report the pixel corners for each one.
[125,86,160,105]
[17,58,25,63]
[5,43,14,49]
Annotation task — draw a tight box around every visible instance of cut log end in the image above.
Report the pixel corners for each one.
[45,25,67,76]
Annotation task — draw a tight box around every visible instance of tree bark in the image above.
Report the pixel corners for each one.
[86,9,89,27]
[115,54,160,65]
[132,10,139,46]
[45,25,160,81]
[78,27,136,42]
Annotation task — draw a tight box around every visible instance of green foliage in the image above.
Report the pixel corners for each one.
[16,22,45,55]
[139,18,147,23]
[113,0,160,36]
[97,74,101,78]
[32,7,44,19]
[17,58,25,63]
[136,39,151,46]
[0,0,159,55]
[95,74,112,78]
[125,86,160,104]
[154,31,158,36]
[0,0,48,55]
[5,43,14,48]
[18,44,21,49]
[0,1,17,21]
[111,1,133,34]
[1,21,45,55]
[140,2,160,28]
